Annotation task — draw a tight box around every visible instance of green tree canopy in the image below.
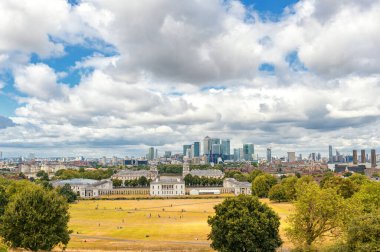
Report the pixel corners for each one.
[252,174,277,198]
[57,183,78,203]
[208,195,282,252]
[268,184,287,202]
[0,183,71,251]
[345,211,380,252]
[285,182,346,250]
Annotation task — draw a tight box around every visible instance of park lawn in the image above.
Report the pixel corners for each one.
[66,198,294,251]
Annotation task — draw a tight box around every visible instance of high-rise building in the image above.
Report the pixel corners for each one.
[183,144,191,156]
[361,149,366,163]
[193,142,200,157]
[287,152,296,162]
[353,150,358,164]
[221,139,230,159]
[148,147,155,161]
[212,144,221,155]
[371,149,376,168]
[329,145,333,163]
[243,143,254,161]
[233,148,240,161]
[0,151,2,160]
[203,136,210,155]
[164,151,172,158]
[267,148,272,162]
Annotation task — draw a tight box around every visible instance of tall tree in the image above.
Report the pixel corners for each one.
[208,195,282,252]
[285,182,346,249]
[0,184,71,251]
[252,174,277,198]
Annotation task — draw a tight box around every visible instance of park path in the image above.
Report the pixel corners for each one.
[71,234,210,245]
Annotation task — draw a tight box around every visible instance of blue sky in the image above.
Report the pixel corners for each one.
[0,0,379,157]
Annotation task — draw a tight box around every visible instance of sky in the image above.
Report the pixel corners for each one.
[1,0,380,158]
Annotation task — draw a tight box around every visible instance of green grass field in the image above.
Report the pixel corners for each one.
[66,197,294,251]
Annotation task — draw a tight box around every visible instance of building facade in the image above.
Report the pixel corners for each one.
[150,177,185,196]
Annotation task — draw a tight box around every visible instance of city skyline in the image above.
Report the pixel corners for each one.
[1,0,380,157]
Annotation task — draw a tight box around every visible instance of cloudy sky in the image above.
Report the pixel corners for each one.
[0,0,380,158]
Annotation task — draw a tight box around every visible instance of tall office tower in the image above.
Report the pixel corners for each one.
[193,142,200,157]
[267,148,272,162]
[298,154,302,161]
[203,136,210,155]
[243,143,254,161]
[329,145,333,163]
[287,152,296,162]
[183,144,191,156]
[212,144,221,155]
[317,153,321,161]
[164,151,172,158]
[371,149,376,168]
[221,139,230,157]
[0,151,2,160]
[148,147,155,161]
[353,150,358,164]
[233,148,240,161]
[101,156,107,165]
[361,149,366,163]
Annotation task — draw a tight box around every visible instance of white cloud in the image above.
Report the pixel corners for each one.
[14,63,64,100]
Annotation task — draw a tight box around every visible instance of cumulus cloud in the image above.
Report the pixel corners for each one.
[1,0,380,156]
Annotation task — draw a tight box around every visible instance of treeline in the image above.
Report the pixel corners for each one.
[53,168,115,180]
[184,174,223,186]
[112,176,151,187]
[157,164,182,174]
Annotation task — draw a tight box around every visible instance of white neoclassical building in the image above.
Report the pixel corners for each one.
[223,178,252,195]
[52,178,112,198]
[150,177,185,196]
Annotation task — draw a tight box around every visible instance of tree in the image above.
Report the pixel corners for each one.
[281,176,298,201]
[36,170,49,181]
[345,211,380,251]
[112,178,123,187]
[208,195,282,252]
[268,184,287,202]
[138,176,148,186]
[57,183,77,203]
[322,176,358,198]
[252,174,277,198]
[285,182,346,249]
[0,184,71,251]
[349,182,380,213]
[247,169,264,183]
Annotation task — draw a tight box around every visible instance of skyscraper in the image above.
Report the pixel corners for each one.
[183,144,191,156]
[353,150,358,164]
[243,143,254,161]
[203,136,210,155]
[212,144,221,155]
[267,148,272,162]
[221,139,230,159]
[148,147,155,161]
[193,142,200,157]
[233,148,240,161]
[361,149,366,163]
[329,145,333,163]
[371,149,376,168]
[287,152,296,162]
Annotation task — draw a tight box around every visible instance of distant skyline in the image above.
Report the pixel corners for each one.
[1,0,380,157]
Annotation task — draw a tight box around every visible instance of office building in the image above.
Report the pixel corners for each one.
[371,149,376,168]
[329,145,333,163]
[212,144,221,155]
[353,150,358,164]
[193,142,200,157]
[287,152,296,162]
[164,151,172,158]
[203,136,210,155]
[267,148,271,162]
[148,147,155,161]
[233,148,240,161]
[361,149,366,163]
[243,143,254,161]
[221,139,230,159]
[183,145,191,156]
